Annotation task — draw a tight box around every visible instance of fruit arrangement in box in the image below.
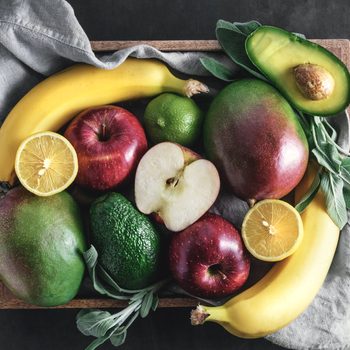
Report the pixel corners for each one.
[0,20,349,349]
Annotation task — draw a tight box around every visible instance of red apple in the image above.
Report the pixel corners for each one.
[135,142,220,232]
[64,105,147,191]
[169,213,250,298]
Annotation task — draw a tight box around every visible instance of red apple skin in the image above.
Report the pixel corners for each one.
[169,213,250,298]
[180,145,201,164]
[64,106,147,191]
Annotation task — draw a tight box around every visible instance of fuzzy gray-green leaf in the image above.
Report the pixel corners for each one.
[343,183,350,210]
[215,23,267,80]
[85,329,115,350]
[110,330,127,347]
[312,148,337,175]
[340,157,350,185]
[320,172,348,229]
[151,295,159,311]
[76,309,114,337]
[295,171,321,213]
[140,292,154,318]
[216,20,261,35]
[200,57,235,81]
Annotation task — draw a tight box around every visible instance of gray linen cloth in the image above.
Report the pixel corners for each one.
[0,1,349,349]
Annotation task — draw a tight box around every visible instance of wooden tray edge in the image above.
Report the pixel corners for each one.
[90,38,350,52]
[0,297,198,309]
[0,39,349,309]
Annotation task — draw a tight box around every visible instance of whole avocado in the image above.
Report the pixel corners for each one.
[0,187,86,307]
[204,79,309,202]
[90,192,161,290]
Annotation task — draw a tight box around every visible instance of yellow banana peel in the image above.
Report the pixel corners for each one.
[191,163,339,338]
[0,58,208,185]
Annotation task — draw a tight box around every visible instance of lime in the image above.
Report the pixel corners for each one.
[144,93,203,146]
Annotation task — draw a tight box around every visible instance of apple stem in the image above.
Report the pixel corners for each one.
[217,269,227,280]
[102,123,107,140]
[184,79,209,97]
[248,198,256,208]
[191,305,210,326]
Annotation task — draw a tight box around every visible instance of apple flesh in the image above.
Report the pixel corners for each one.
[64,105,147,191]
[134,142,220,232]
[169,213,250,298]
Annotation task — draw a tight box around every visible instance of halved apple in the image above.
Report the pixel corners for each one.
[135,142,220,232]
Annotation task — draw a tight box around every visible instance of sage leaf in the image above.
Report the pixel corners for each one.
[323,120,338,142]
[343,184,350,210]
[83,246,109,296]
[295,171,321,213]
[312,148,338,175]
[83,246,129,300]
[151,295,159,311]
[216,19,261,35]
[233,20,261,35]
[97,264,134,295]
[130,290,147,302]
[200,57,235,81]
[215,22,267,81]
[85,328,115,350]
[140,292,154,318]
[110,330,127,347]
[311,118,342,174]
[76,309,115,337]
[320,172,348,229]
[340,157,350,185]
[79,246,169,349]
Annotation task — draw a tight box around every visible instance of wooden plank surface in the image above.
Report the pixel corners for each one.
[91,39,222,52]
[90,38,350,53]
[0,39,349,310]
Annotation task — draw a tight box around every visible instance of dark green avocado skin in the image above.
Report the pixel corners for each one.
[90,192,161,290]
[204,79,309,201]
[0,187,86,307]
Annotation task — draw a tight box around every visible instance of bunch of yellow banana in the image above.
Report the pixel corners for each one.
[191,163,339,338]
[0,58,208,185]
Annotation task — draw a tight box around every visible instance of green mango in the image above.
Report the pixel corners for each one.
[0,187,86,307]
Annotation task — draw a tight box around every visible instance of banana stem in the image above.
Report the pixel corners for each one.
[183,79,209,97]
[191,305,210,325]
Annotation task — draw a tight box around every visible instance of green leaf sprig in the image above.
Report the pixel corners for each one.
[76,246,169,350]
[307,116,350,228]
[201,20,349,229]
[200,20,267,81]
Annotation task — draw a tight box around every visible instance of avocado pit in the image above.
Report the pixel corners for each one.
[294,63,335,100]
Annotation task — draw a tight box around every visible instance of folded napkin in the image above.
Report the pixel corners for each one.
[1,1,349,349]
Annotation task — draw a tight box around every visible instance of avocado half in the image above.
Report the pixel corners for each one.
[245,25,350,116]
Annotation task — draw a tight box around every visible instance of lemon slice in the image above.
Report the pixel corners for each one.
[242,199,303,262]
[15,131,78,196]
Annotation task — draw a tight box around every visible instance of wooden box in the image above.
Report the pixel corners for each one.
[1,39,349,310]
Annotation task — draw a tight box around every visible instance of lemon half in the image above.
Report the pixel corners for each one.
[15,131,78,196]
[242,199,303,262]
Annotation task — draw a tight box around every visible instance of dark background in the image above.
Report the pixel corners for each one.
[1,0,349,350]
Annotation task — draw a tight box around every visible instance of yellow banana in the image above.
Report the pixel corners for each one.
[191,163,339,338]
[0,58,208,185]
